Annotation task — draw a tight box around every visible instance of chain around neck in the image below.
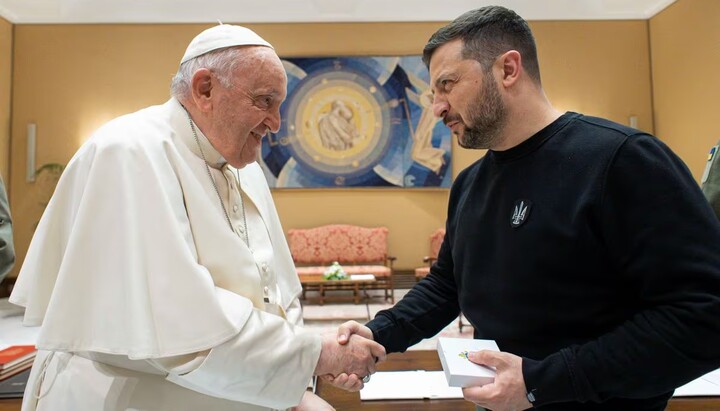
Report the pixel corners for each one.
[184,110,250,247]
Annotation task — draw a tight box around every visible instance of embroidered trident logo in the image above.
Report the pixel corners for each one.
[511,199,532,228]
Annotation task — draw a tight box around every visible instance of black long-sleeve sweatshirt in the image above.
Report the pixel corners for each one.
[367,112,720,410]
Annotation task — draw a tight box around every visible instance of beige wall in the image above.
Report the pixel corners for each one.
[650,0,720,181]
[8,21,653,277]
[0,17,11,184]
[534,21,654,133]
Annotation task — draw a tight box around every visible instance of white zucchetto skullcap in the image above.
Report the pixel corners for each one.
[180,24,273,64]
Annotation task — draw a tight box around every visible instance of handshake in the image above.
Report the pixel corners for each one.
[314,321,382,392]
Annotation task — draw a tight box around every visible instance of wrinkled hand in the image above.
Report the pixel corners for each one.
[320,372,365,392]
[320,321,381,392]
[315,332,386,379]
[290,391,335,411]
[462,350,532,411]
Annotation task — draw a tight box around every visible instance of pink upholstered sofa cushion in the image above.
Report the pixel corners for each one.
[429,228,446,258]
[287,224,389,265]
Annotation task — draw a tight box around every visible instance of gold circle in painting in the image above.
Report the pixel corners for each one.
[294,79,383,167]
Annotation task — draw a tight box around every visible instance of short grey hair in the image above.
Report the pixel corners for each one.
[170,47,246,99]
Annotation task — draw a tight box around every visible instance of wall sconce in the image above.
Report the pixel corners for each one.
[27,123,36,182]
[629,116,638,129]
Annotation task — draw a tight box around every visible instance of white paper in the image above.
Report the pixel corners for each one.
[674,369,720,397]
[700,369,720,387]
[350,274,376,281]
[0,299,24,319]
[0,299,39,346]
[360,370,463,400]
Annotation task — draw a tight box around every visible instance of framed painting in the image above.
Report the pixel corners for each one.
[259,56,452,188]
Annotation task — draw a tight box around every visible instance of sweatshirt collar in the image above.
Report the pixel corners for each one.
[489,112,578,163]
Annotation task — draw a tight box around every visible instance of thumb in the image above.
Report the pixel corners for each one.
[337,321,361,345]
[368,341,387,363]
[468,350,504,368]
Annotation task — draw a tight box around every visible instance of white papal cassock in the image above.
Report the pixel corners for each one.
[9,97,321,410]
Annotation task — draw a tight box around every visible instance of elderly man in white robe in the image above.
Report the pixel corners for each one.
[9,25,385,411]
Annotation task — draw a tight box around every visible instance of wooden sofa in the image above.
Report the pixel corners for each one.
[287,224,396,303]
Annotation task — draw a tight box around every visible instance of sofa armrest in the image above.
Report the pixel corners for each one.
[422,256,437,267]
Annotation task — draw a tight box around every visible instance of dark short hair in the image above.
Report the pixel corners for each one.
[422,6,541,84]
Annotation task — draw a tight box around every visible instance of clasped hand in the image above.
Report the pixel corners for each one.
[314,327,386,382]
[319,320,380,391]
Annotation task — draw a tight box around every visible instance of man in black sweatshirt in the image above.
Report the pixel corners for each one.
[327,5,720,411]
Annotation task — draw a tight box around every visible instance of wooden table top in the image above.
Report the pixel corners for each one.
[317,350,473,411]
[2,351,717,410]
[316,350,720,411]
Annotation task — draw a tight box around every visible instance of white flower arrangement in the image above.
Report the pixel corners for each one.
[323,261,348,280]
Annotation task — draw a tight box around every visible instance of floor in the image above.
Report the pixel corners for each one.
[301,289,473,350]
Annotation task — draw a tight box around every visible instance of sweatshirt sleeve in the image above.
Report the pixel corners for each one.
[367,169,470,353]
[523,134,720,406]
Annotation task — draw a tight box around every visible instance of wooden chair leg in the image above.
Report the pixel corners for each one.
[388,276,394,304]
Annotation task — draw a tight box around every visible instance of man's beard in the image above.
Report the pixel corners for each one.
[458,69,507,150]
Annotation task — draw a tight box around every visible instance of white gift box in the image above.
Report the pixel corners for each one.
[437,337,499,387]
